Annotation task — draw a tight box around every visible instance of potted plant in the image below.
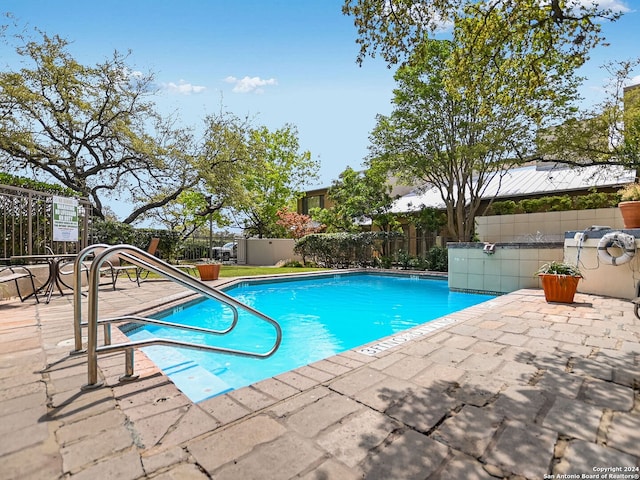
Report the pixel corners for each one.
[535,261,583,303]
[618,183,640,228]
[196,260,221,281]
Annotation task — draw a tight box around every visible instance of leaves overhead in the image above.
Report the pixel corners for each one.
[344,0,619,119]
[343,0,619,70]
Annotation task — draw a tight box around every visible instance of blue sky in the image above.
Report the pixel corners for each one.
[2,0,639,191]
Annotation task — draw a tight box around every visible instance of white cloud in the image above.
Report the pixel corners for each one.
[224,75,278,94]
[573,0,631,13]
[161,80,206,95]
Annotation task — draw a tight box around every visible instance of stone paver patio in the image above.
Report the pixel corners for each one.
[1,275,638,479]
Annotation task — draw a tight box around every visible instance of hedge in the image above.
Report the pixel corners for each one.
[485,191,620,215]
[294,231,404,268]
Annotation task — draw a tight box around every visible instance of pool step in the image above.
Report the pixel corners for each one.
[134,331,233,402]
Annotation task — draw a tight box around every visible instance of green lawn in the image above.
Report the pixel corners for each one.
[218,265,328,277]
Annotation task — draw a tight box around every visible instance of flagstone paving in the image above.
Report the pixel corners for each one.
[0,276,638,479]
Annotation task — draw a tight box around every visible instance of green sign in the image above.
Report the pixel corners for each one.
[53,196,79,241]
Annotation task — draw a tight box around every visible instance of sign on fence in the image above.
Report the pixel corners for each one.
[52,196,79,242]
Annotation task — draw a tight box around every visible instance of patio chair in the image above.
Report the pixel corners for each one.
[0,266,40,303]
[102,238,161,288]
[632,282,640,320]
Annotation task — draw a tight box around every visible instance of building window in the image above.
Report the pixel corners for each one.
[302,195,324,214]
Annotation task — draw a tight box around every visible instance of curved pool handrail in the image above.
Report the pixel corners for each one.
[84,244,282,387]
[73,243,110,352]
[92,314,281,371]
[72,243,240,350]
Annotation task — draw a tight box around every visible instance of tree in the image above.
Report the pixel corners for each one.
[276,207,323,239]
[0,31,197,223]
[313,165,399,235]
[343,0,620,79]
[146,110,254,238]
[535,59,640,173]
[344,0,616,241]
[368,39,538,241]
[237,124,318,238]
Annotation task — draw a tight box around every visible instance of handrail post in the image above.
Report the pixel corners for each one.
[120,348,138,382]
[82,245,108,389]
[72,244,109,353]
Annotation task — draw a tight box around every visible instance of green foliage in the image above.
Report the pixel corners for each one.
[395,246,448,272]
[367,38,536,242]
[536,261,582,278]
[487,200,517,215]
[378,256,393,269]
[294,231,403,268]
[344,0,623,238]
[618,183,640,202]
[0,173,80,197]
[572,191,619,210]
[413,207,447,233]
[91,220,136,245]
[396,249,413,269]
[518,196,573,213]
[281,259,304,267]
[425,246,448,272]
[343,0,616,104]
[536,60,640,170]
[90,220,181,261]
[486,191,620,215]
[237,124,319,238]
[313,165,397,233]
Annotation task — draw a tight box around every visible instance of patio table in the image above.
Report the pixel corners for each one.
[10,253,78,303]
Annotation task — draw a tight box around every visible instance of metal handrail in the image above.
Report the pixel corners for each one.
[72,243,241,351]
[73,243,109,352]
[81,244,282,388]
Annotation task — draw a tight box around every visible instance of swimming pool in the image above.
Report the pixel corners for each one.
[123,273,495,402]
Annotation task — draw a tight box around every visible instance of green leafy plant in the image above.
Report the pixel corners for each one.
[535,261,582,278]
[425,246,448,272]
[486,191,619,215]
[618,183,640,202]
[294,231,403,268]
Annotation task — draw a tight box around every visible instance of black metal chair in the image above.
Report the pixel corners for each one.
[631,282,640,320]
[0,266,40,303]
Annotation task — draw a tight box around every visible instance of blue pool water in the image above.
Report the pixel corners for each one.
[124,273,495,402]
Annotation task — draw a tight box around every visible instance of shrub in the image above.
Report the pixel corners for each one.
[281,259,304,267]
[487,200,516,215]
[425,246,448,272]
[396,250,413,269]
[295,231,403,268]
[486,191,620,215]
[618,183,640,202]
[91,220,181,261]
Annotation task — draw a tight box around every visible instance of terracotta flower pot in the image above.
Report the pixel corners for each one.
[538,274,580,303]
[196,263,220,281]
[619,201,640,229]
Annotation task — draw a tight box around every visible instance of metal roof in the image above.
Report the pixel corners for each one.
[390,164,636,213]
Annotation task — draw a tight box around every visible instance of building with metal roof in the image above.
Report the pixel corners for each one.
[390,162,636,214]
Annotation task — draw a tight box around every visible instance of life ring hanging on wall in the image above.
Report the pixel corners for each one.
[597,231,637,266]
